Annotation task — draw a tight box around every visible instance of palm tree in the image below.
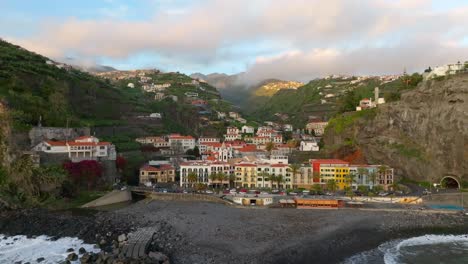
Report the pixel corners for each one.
[269,174,277,189]
[187,172,198,188]
[346,172,357,190]
[378,165,389,188]
[357,167,368,185]
[312,184,322,194]
[209,172,218,189]
[369,171,377,190]
[228,173,236,188]
[289,163,300,179]
[265,141,275,157]
[276,174,285,190]
[217,172,228,189]
[326,179,337,193]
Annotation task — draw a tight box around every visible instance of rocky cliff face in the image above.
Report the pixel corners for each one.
[324,73,468,184]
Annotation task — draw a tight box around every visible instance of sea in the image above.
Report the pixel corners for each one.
[344,234,468,264]
[0,234,99,263]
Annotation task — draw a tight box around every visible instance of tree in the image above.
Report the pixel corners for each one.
[276,174,285,190]
[209,173,218,188]
[357,167,368,184]
[346,172,357,190]
[369,171,377,190]
[326,179,337,192]
[289,164,300,179]
[268,174,277,189]
[193,146,200,158]
[187,172,198,187]
[228,173,236,188]
[115,155,127,173]
[265,142,275,157]
[63,160,103,190]
[312,184,322,194]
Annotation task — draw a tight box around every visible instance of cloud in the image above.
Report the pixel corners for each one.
[4,0,468,81]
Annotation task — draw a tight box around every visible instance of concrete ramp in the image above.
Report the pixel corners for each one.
[81,190,132,208]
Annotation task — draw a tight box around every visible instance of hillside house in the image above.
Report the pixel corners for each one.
[139,164,175,185]
[300,140,319,151]
[127,83,135,88]
[236,117,247,124]
[306,121,328,136]
[217,112,226,119]
[33,136,115,161]
[168,134,196,152]
[241,125,255,134]
[155,92,165,101]
[185,92,199,98]
[229,112,240,119]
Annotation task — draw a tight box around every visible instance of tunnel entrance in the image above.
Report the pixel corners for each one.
[440,176,460,189]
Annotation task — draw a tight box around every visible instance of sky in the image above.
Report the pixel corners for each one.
[2,0,468,83]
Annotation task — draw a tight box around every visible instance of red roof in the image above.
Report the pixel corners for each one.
[310,159,349,165]
[169,135,194,140]
[236,163,257,167]
[271,164,288,168]
[201,142,223,147]
[140,164,174,171]
[75,136,94,140]
[45,141,110,146]
[206,156,217,161]
[238,145,259,152]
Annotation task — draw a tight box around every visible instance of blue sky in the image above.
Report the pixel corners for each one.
[2,0,468,81]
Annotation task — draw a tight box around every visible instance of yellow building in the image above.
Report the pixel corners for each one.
[311,159,351,190]
[235,163,257,188]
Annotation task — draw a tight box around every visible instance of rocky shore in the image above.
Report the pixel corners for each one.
[1,201,467,264]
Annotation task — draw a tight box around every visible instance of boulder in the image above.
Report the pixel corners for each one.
[66,253,78,261]
[148,251,169,263]
[78,247,86,254]
[117,234,127,243]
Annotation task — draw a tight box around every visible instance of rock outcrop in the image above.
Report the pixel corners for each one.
[324,73,468,184]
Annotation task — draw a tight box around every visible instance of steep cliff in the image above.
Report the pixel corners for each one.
[324,74,468,185]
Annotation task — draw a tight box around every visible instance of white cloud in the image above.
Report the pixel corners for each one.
[5,0,468,81]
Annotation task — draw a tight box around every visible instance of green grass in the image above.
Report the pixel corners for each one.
[326,108,377,134]
[42,191,107,210]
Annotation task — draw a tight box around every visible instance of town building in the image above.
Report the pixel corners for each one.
[179,160,231,187]
[306,121,328,136]
[168,134,196,152]
[241,125,255,134]
[310,159,350,190]
[154,92,165,101]
[198,137,220,144]
[236,117,247,124]
[139,164,175,185]
[184,92,199,98]
[283,124,293,132]
[127,83,135,88]
[33,136,115,161]
[229,112,240,119]
[217,112,226,119]
[300,140,319,151]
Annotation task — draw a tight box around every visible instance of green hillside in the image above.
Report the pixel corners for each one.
[0,39,225,139]
[244,74,422,128]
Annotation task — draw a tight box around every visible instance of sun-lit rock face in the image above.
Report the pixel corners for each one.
[324,74,468,183]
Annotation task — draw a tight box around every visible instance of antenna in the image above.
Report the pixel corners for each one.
[65,117,69,143]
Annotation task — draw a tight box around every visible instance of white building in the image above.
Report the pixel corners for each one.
[185,92,199,98]
[127,83,135,88]
[168,134,196,152]
[283,124,293,132]
[154,92,165,101]
[180,161,231,187]
[241,125,255,134]
[425,62,465,79]
[300,140,319,151]
[229,112,240,119]
[306,121,328,136]
[217,112,226,119]
[33,136,115,160]
[149,113,162,118]
[198,137,220,144]
[237,117,247,124]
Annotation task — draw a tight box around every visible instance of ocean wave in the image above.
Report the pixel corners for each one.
[344,234,468,264]
[0,234,99,264]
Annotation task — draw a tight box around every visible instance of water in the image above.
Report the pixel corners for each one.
[344,234,468,264]
[0,234,100,263]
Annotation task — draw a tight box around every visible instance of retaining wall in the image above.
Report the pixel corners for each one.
[147,192,228,204]
[81,190,132,208]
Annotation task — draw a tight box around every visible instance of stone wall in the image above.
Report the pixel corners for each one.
[29,127,90,147]
[147,192,229,204]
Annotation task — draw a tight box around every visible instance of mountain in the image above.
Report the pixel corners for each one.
[0,39,223,144]
[323,73,468,184]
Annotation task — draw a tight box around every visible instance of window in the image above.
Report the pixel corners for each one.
[100,146,105,149]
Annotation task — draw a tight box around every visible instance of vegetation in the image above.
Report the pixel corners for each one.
[326,109,377,134]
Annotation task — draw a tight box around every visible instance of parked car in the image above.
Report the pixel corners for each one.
[229,190,237,194]
[271,189,279,194]
[223,190,230,194]
[302,190,310,194]
[289,192,298,196]
[379,192,389,197]
[422,189,432,195]
[279,191,286,195]
[183,190,188,194]
[205,190,214,194]
[260,191,269,195]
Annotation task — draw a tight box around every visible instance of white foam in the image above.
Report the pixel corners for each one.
[384,234,468,264]
[0,234,100,264]
[343,234,468,264]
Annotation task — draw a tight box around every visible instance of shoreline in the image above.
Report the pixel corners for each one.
[1,201,467,263]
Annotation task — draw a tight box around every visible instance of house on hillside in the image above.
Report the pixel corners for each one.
[139,164,175,185]
[241,125,255,134]
[300,140,319,151]
[33,136,116,161]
